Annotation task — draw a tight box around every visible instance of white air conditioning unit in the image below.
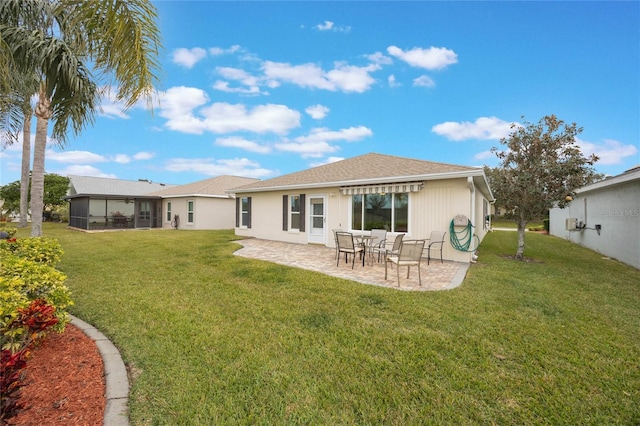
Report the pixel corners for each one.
[566,218,578,231]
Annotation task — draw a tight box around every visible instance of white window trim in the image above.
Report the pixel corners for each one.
[349,192,410,234]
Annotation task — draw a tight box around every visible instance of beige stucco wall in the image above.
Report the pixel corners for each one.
[160,197,237,230]
[235,177,493,263]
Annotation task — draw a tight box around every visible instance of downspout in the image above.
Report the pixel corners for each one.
[468,176,477,261]
[467,176,476,227]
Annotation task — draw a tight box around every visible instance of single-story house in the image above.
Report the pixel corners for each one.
[230,153,495,263]
[65,175,175,230]
[150,175,259,230]
[549,165,640,269]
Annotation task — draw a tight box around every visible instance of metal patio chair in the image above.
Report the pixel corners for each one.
[426,231,446,264]
[369,228,387,262]
[385,239,426,286]
[336,232,365,268]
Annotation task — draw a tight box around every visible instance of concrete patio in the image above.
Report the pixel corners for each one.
[233,238,469,291]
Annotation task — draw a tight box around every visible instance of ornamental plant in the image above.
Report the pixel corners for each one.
[0,236,73,420]
[0,237,64,266]
[1,299,60,421]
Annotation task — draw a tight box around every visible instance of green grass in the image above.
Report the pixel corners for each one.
[11,224,640,424]
[491,219,544,229]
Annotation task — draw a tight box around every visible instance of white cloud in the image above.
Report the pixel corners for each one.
[199,103,301,134]
[113,154,131,164]
[213,80,264,95]
[213,67,265,94]
[133,151,155,161]
[209,45,241,56]
[474,150,495,161]
[413,75,435,88]
[172,47,207,68]
[367,52,393,65]
[55,165,116,178]
[274,140,339,158]
[432,117,516,141]
[164,157,275,179]
[158,86,301,135]
[215,136,271,154]
[276,126,372,158]
[306,104,330,119]
[315,21,351,32]
[262,61,379,93]
[46,150,107,163]
[388,75,400,88]
[387,45,458,70]
[157,86,210,134]
[295,126,373,144]
[577,138,638,165]
[309,156,345,167]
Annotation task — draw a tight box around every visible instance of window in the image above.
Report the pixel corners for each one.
[290,195,300,230]
[241,197,251,228]
[282,194,305,232]
[187,200,194,223]
[166,202,172,222]
[351,193,408,232]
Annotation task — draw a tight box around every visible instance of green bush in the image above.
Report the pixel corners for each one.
[0,238,72,351]
[0,237,64,266]
[0,256,73,318]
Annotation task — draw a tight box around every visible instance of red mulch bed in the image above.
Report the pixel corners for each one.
[6,324,106,425]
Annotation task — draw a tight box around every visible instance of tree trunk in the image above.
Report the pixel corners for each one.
[515,218,527,260]
[19,114,32,228]
[30,91,51,237]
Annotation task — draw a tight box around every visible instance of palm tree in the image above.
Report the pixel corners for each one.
[0,0,161,236]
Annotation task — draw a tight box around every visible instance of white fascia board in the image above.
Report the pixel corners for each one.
[160,194,232,199]
[575,169,640,194]
[229,169,485,194]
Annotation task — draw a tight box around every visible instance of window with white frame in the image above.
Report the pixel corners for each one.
[351,193,408,232]
[166,201,172,222]
[290,195,300,230]
[187,200,194,223]
[241,197,251,228]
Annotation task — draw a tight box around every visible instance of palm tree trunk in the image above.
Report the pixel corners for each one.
[31,91,51,237]
[19,113,32,228]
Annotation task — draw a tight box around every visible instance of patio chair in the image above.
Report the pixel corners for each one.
[383,233,405,267]
[336,232,365,268]
[332,228,343,259]
[369,228,387,262]
[385,239,426,286]
[426,231,446,264]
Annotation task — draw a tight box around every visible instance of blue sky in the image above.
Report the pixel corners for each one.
[1,1,638,186]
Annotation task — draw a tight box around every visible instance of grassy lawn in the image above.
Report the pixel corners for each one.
[491,219,544,229]
[11,223,640,424]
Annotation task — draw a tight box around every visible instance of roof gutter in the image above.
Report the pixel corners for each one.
[229,169,486,194]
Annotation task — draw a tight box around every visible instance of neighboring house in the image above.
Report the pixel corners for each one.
[231,153,494,263]
[65,175,175,230]
[150,175,259,230]
[549,166,640,269]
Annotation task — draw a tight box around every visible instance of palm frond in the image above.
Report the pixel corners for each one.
[61,0,162,110]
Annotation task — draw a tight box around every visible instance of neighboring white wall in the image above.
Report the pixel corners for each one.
[160,197,237,230]
[549,178,640,269]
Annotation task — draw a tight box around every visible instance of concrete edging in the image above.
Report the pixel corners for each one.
[70,315,129,426]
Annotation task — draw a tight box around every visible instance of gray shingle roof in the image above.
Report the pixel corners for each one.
[233,153,480,192]
[67,175,176,197]
[149,175,260,198]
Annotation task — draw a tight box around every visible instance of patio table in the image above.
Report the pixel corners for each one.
[355,235,378,265]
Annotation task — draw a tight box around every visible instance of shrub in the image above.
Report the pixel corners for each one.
[0,237,64,266]
[0,299,59,421]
